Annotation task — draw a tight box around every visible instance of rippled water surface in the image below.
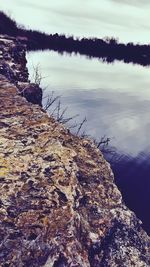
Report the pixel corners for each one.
[27,50,150,234]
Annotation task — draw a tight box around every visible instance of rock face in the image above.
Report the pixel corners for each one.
[0,35,42,106]
[0,35,149,267]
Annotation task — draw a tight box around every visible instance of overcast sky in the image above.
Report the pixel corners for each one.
[1,0,150,43]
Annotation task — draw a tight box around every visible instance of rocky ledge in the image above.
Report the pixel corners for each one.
[0,35,149,267]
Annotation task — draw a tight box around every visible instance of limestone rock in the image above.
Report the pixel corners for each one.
[0,34,42,106]
[18,82,42,106]
[0,35,149,267]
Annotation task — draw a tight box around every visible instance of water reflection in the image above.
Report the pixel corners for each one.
[27,50,150,234]
[28,38,150,67]
[112,152,150,234]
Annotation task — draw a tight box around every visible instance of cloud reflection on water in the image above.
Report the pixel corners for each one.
[26,49,150,235]
[27,50,150,156]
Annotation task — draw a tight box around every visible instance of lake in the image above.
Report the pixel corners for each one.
[27,50,150,234]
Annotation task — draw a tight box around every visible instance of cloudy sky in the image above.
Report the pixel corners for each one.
[1,0,150,43]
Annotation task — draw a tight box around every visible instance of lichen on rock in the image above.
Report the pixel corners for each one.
[0,35,149,266]
[0,34,42,106]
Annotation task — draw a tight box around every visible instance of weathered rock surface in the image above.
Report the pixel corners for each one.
[0,35,149,266]
[0,35,42,106]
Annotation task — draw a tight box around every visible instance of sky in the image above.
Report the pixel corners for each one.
[1,0,150,43]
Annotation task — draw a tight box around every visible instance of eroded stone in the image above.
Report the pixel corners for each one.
[0,35,149,267]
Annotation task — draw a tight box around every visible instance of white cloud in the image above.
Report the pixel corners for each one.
[1,0,150,43]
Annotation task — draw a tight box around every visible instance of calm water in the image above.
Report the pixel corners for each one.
[27,50,150,234]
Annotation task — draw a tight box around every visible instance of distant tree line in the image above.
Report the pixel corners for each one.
[1,11,150,66]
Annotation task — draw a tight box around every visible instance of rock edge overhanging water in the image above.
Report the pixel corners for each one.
[0,34,149,267]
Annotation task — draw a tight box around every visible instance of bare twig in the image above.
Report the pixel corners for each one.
[96,135,110,149]
[31,64,115,158]
[43,91,60,111]
[76,117,87,136]
[32,64,42,85]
